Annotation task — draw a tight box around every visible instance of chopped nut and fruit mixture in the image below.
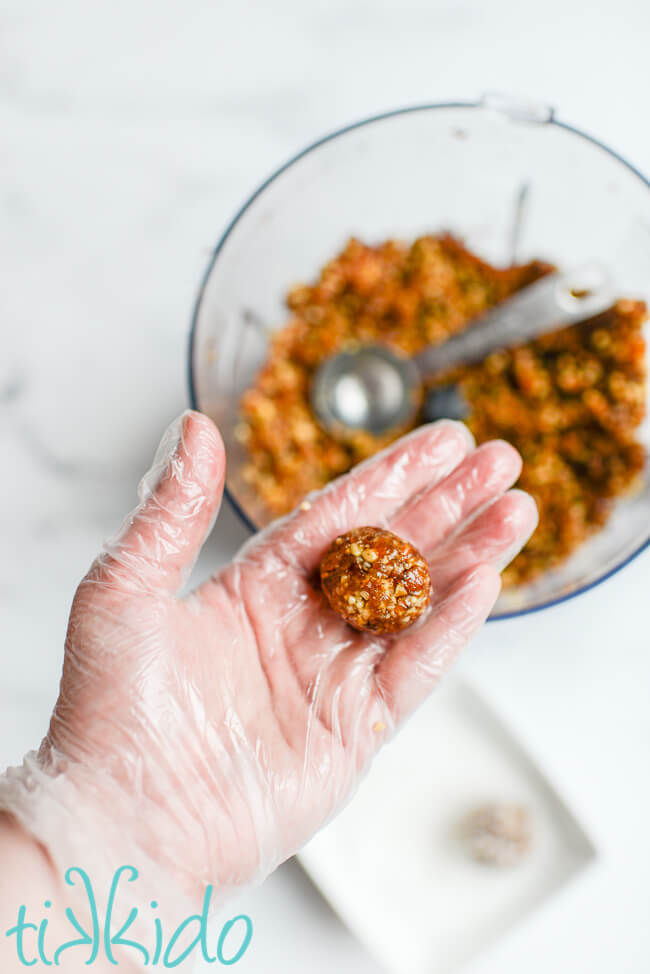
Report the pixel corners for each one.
[239,234,647,586]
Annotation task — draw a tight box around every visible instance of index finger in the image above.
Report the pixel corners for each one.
[247,420,474,574]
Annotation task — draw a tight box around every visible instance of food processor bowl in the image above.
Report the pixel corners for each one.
[189,96,650,618]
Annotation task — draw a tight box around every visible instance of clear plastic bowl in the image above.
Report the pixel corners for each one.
[188,96,650,619]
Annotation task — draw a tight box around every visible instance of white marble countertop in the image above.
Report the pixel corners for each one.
[2,2,649,971]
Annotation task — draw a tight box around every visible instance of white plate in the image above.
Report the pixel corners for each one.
[299,678,595,974]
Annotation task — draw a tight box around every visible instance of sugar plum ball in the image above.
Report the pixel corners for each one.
[320,526,431,633]
[464,803,532,867]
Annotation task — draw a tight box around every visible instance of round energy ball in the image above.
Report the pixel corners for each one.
[464,803,532,867]
[320,526,431,633]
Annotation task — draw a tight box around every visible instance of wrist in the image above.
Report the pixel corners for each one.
[0,767,168,971]
[0,808,60,891]
[0,748,222,967]
[0,810,109,973]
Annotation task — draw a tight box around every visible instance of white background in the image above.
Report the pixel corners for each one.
[2,1,649,971]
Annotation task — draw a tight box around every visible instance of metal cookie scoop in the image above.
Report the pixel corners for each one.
[311,264,613,436]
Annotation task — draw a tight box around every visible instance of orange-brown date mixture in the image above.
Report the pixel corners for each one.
[239,234,647,587]
[320,527,431,633]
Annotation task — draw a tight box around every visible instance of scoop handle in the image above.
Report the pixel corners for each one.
[413,264,614,376]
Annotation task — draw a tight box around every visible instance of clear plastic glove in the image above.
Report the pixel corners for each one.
[0,411,536,912]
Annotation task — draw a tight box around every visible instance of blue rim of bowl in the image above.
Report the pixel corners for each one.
[188,99,650,621]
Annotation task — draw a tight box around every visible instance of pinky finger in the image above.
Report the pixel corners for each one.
[374,563,500,724]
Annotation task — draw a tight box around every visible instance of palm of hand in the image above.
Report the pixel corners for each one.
[50,412,535,898]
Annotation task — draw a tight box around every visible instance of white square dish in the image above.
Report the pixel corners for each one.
[299,678,595,974]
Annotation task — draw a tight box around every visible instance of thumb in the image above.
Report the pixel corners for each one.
[93,410,225,595]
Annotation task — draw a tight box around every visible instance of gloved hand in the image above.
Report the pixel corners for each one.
[0,411,536,913]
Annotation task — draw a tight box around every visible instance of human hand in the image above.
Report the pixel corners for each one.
[1,411,536,910]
